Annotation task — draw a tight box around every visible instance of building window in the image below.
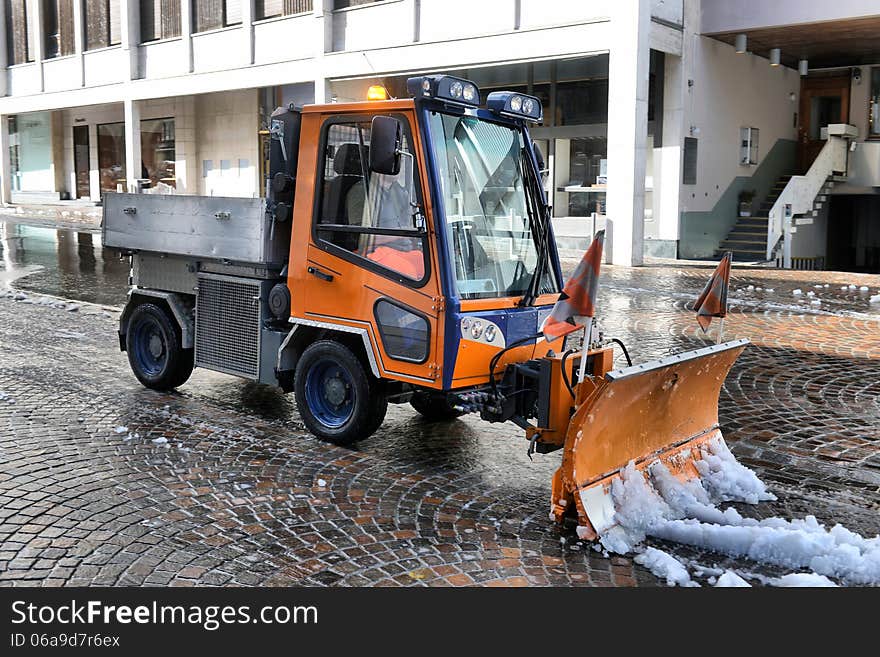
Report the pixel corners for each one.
[870,67,880,139]
[192,0,241,32]
[141,118,176,189]
[334,0,383,8]
[97,122,126,193]
[84,0,122,50]
[256,0,311,20]
[43,0,76,58]
[141,0,181,42]
[5,0,37,64]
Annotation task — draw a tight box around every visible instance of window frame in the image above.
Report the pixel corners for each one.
[372,297,431,364]
[311,112,431,289]
[869,66,880,141]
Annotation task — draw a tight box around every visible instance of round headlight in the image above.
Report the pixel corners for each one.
[522,98,535,115]
[463,84,477,102]
[471,321,483,340]
[510,95,523,112]
[421,78,431,93]
[484,325,496,343]
[461,318,471,332]
[449,81,463,99]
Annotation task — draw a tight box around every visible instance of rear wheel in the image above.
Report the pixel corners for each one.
[294,340,387,444]
[410,391,464,421]
[126,302,194,390]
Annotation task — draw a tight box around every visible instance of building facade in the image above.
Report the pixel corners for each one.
[1,0,878,271]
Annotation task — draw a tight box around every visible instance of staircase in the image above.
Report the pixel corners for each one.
[716,175,792,262]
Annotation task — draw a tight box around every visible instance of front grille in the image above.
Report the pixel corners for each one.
[196,274,260,378]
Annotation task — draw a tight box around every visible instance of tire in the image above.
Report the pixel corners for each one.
[126,302,194,391]
[410,391,464,421]
[294,340,387,444]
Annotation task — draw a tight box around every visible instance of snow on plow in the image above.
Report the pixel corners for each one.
[551,338,751,541]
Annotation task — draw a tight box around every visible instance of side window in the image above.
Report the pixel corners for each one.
[374,300,430,363]
[316,119,427,282]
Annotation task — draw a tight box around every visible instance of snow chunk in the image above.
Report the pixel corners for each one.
[792,289,802,296]
[859,286,869,292]
[114,426,128,434]
[870,294,880,304]
[773,573,838,587]
[810,300,821,306]
[694,438,776,505]
[715,570,752,587]
[152,437,168,444]
[317,479,327,487]
[634,548,698,587]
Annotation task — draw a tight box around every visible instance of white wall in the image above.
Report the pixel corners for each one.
[702,0,880,34]
[681,36,800,214]
[195,89,260,197]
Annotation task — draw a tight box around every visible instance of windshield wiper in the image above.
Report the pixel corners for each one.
[518,146,551,307]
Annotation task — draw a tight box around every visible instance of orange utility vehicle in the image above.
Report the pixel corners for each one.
[103,75,749,539]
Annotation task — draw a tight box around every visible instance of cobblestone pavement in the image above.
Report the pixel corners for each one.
[0,257,879,587]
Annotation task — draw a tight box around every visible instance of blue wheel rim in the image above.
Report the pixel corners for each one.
[304,358,355,429]
[131,316,168,378]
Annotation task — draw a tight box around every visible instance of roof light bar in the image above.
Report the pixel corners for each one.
[486,91,543,122]
[406,75,480,107]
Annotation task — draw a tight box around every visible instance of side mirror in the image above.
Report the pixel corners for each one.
[370,115,402,176]
[533,141,546,172]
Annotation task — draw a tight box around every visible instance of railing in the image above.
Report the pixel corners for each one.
[776,256,824,271]
[765,124,857,267]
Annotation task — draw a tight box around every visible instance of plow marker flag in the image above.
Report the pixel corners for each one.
[694,251,732,336]
[542,230,605,343]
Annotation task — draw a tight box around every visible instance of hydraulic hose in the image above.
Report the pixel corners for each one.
[488,332,543,397]
[609,338,633,367]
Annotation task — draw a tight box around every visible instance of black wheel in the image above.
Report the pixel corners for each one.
[294,340,387,444]
[410,391,464,421]
[126,302,194,391]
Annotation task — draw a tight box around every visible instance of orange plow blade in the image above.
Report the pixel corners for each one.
[551,338,749,540]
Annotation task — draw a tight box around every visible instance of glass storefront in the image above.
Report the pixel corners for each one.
[8,111,54,193]
[97,122,126,193]
[96,118,177,193]
[141,118,176,190]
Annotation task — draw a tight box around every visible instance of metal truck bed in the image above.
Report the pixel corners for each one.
[102,193,289,266]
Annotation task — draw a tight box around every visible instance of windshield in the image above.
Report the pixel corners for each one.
[427,111,558,300]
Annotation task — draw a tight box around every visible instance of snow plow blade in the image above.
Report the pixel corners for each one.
[551,338,749,540]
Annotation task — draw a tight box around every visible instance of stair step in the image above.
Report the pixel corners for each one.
[721,240,766,249]
[729,230,767,239]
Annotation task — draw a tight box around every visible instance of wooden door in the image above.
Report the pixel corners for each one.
[798,75,850,172]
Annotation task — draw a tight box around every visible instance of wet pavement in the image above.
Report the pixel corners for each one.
[0,219,879,587]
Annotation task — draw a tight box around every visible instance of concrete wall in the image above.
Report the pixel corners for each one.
[195,89,260,197]
[678,35,800,258]
[701,0,880,33]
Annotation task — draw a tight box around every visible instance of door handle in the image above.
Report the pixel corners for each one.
[307,266,334,282]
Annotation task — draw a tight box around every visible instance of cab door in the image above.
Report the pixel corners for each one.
[296,109,444,389]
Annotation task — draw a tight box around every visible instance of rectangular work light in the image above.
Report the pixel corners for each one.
[486,91,543,122]
[406,75,480,107]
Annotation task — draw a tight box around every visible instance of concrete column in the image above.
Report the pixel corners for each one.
[655,53,685,252]
[0,116,11,204]
[121,0,141,80]
[72,0,85,86]
[605,0,650,266]
[88,123,100,199]
[32,0,45,91]
[313,0,334,103]
[243,0,255,65]
[0,1,8,96]
[124,98,143,192]
[181,0,194,73]
[50,111,66,195]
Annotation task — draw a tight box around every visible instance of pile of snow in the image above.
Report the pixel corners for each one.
[715,570,751,587]
[595,437,880,587]
[773,573,838,587]
[635,548,698,587]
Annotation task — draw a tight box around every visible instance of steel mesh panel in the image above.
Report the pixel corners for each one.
[196,276,260,378]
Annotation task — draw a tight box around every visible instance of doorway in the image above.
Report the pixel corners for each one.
[73,125,90,199]
[798,75,850,172]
